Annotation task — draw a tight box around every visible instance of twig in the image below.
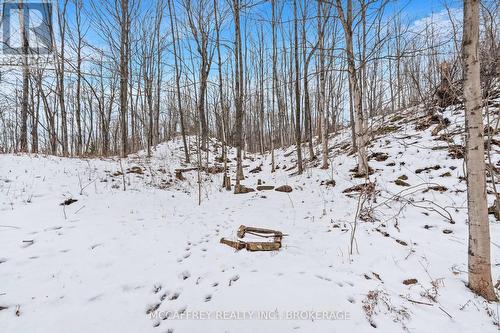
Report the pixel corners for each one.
[402,296,434,306]
[439,306,453,319]
[119,159,126,191]
[74,205,85,214]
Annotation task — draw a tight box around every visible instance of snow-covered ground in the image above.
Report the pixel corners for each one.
[1,104,499,332]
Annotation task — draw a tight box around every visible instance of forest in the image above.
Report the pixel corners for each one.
[0,0,499,332]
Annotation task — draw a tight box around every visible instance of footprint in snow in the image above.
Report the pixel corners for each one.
[146,303,161,314]
[229,275,239,286]
[204,294,212,302]
[152,284,162,294]
[315,275,332,282]
[212,282,219,287]
[169,292,180,301]
[88,294,104,302]
[179,270,191,280]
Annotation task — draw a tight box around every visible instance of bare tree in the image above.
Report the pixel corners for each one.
[119,0,131,157]
[168,0,190,163]
[233,0,244,192]
[463,0,497,301]
[336,0,369,176]
[183,0,215,150]
[18,0,29,153]
[293,0,303,174]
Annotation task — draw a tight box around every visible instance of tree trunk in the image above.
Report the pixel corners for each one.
[120,0,129,157]
[233,0,245,191]
[337,0,368,176]
[463,0,497,301]
[19,1,29,153]
[318,0,328,169]
[168,0,189,163]
[293,0,303,174]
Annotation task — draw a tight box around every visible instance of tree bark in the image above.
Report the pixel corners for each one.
[19,1,29,153]
[463,0,497,301]
[336,0,368,176]
[293,0,303,174]
[119,0,130,157]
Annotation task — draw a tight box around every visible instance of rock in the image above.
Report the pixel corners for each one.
[415,165,441,174]
[424,185,448,193]
[369,152,389,161]
[275,185,293,193]
[398,175,408,180]
[320,179,336,187]
[234,185,255,194]
[395,179,410,187]
[60,198,78,206]
[440,172,451,177]
[403,278,418,285]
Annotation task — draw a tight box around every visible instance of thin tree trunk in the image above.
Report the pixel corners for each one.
[293,0,303,174]
[463,0,497,301]
[234,0,245,192]
[168,0,189,163]
[120,0,129,157]
[19,1,29,153]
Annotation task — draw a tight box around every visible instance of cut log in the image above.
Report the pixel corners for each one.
[221,225,284,252]
[237,225,282,238]
[220,238,246,250]
[257,185,274,191]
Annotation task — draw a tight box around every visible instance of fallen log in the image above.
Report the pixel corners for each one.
[220,225,284,252]
[257,185,274,191]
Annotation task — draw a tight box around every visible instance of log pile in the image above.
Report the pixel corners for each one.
[220,225,284,251]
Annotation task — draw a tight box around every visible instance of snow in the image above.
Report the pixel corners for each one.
[1,105,499,332]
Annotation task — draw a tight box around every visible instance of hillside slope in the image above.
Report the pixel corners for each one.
[1,101,499,332]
